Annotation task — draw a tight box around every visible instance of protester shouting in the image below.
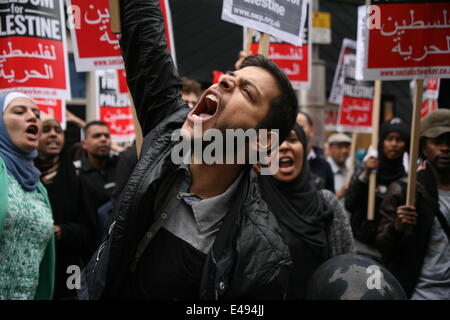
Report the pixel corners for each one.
[258,124,355,299]
[0,92,55,300]
[79,0,298,300]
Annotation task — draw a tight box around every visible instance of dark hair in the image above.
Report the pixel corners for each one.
[298,111,313,128]
[180,76,202,97]
[84,120,109,136]
[240,54,298,144]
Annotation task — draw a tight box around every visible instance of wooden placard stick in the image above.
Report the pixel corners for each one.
[109,0,121,34]
[258,33,271,56]
[367,80,382,221]
[404,79,424,235]
[245,28,254,54]
[349,133,359,179]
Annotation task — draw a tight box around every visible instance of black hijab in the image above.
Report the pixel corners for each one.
[258,124,334,299]
[377,118,410,186]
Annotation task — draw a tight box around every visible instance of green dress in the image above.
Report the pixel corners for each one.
[0,161,54,300]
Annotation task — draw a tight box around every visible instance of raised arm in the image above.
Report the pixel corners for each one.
[119,0,184,136]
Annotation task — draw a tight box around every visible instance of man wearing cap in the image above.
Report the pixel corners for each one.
[326,133,352,199]
[376,109,450,299]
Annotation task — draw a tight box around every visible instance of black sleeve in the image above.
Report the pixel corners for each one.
[344,166,368,214]
[119,0,185,136]
[324,161,335,193]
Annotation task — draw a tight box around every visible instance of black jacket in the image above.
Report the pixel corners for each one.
[345,164,401,246]
[376,168,439,298]
[37,151,97,299]
[309,147,335,192]
[78,0,291,300]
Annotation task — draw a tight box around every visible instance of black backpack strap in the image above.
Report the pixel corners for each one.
[434,207,450,243]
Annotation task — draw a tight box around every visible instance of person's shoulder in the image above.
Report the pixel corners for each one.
[313,146,324,157]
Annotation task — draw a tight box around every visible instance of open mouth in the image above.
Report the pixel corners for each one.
[25,125,39,137]
[279,157,294,168]
[46,140,60,148]
[188,89,219,123]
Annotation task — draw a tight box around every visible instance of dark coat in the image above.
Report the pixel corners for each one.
[78,0,291,300]
[376,167,439,298]
[309,146,335,192]
[38,151,97,299]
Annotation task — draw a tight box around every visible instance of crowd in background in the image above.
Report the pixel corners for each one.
[0,0,449,300]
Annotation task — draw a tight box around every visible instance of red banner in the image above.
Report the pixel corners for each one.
[68,0,176,72]
[338,97,373,132]
[338,51,374,133]
[250,43,310,89]
[357,2,450,80]
[68,0,123,71]
[96,70,134,142]
[0,0,70,99]
[324,107,339,131]
[35,98,66,129]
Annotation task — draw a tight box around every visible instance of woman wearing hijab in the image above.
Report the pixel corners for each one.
[258,124,355,299]
[35,114,97,300]
[0,92,55,300]
[345,117,410,261]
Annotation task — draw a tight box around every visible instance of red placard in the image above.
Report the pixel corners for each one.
[421,99,438,119]
[250,43,310,89]
[338,97,373,133]
[117,69,128,94]
[0,0,70,99]
[212,70,224,84]
[357,2,450,80]
[68,0,123,71]
[68,0,176,72]
[99,106,134,142]
[338,52,374,133]
[96,70,135,143]
[324,107,339,131]
[35,98,66,130]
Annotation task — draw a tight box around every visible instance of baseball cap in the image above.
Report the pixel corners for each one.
[327,133,352,145]
[420,109,450,138]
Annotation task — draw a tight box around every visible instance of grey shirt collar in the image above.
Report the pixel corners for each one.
[178,164,244,233]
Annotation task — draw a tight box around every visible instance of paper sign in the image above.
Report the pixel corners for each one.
[356,2,450,80]
[0,0,71,100]
[222,0,308,46]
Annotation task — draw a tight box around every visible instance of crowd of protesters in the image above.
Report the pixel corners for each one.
[0,0,449,301]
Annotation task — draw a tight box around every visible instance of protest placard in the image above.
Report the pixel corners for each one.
[245,2,311,89]
[0,0,71,100]
[356,1,450,81]
[410,78,440,118]
[35,98,66,130]
[329,39,356,105]
[324,107,339,131]
[67,0,123,71]
[95,69,135,143]
[337,50,375,133]
[68,0,176,72]
[222,0,308,46]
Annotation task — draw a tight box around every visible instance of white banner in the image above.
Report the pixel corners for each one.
[222,0,308,46]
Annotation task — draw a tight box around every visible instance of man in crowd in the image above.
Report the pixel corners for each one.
[75,121,118,238]
[377,109,450,299]
[296,111,335,192]
[79,0,298,300]
[181,76,202,108]
[327,133,352,199]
